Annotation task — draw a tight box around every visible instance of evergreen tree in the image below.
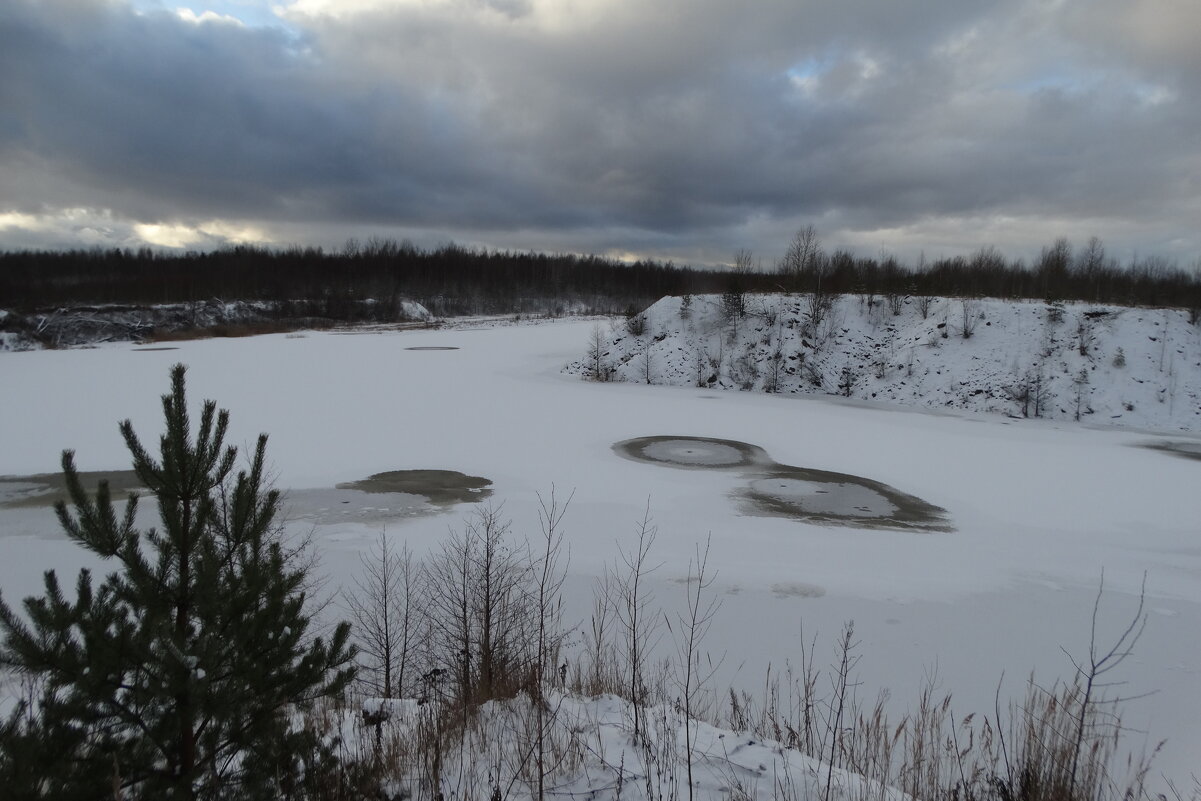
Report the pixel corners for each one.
[0,364,356,800]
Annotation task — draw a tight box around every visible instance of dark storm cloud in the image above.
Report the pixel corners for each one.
[1,0,1198,261]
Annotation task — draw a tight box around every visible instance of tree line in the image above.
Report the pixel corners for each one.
[1,233,1198,319]
[0,241,708,319]
[737,228,1201,312]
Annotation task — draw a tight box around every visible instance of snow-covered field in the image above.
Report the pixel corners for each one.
[1,317,1198,783]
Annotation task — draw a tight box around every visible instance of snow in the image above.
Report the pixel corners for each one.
[339,691,891,801]
[565,294,1201,432]
[0,331,29,352]
[1,314,1198,783]
[400,299,434,322]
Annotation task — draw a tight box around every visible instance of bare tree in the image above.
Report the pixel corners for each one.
[733,248,755,275]
[612,504,661,740]
[1076,236,1108,300]
[1038,237,1073,299]
[694,346,712,388]
[1031,365,1051,418]
[1060,572,1148,794]
[472,507,533,702]
[838,361,858,397]
[587,322,610,381]
[1005,359,1051,418]
[425,520,476,705]
[641,337,655,385]
[1005,372,1032,418]
[531,488,571,801]
[1073,368,1090,421]
[780,225,823,291]
[765,332,786,393]
[669,536,723,801]
[805,290,836,341]
[345,532,421,700]
[424,505,535,705]
[822,622,860,801]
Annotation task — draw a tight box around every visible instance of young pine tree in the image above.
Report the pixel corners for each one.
[0,364,355,800]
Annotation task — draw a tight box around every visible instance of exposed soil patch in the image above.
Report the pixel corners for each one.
[1139,440,1201,462]
[336,469,492,506]
[613,435,951,532]
[0,471,144,509]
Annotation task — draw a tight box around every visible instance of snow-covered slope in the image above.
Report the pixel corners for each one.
[344,692,879,801]
[566,294,1201,432]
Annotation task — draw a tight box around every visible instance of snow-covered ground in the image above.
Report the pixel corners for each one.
[565,294,1201,432]
[1,317,1198,784]
[338,691,904,801]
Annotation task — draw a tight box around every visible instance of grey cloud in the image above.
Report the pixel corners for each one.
[0,0,1198,263]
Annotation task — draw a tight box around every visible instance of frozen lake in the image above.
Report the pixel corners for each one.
[1,319,1198,781]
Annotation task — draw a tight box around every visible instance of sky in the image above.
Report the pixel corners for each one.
[1,0,1199,267]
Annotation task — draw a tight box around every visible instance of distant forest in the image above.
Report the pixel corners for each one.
[2,235,1198,320]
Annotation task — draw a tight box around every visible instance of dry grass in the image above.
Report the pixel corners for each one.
[268,510,1185,800]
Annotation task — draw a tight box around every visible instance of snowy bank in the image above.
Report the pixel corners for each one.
[566,294,1201,433]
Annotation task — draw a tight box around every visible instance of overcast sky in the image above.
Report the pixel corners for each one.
[2,0,1199,266]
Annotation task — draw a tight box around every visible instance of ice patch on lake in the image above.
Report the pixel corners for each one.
[613,435,949,531]
[614,435,767,468]
[749,477,897,518]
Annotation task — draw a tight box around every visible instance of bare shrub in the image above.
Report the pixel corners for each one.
[917,293,933,319]
[805,291,835,340]
[838,362,858,397]
[961,298,980,338]
[886,290,904,316]
[1076,316,1095,357]
[1046,300,1066,324]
